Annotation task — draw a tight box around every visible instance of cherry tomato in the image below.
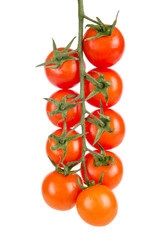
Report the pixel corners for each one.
[45,48,82,89]
[83,26,125,68]
[46,129,82,165]
[76,185,118,226]
[85,68,123,108]
[81,151,123,189]
[85,109,125,150]
[46,89,81,128]
[42,171,82,211]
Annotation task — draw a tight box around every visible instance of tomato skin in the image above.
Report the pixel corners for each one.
[85,68,123,108]
[46,89,81,128]
[83,26,125,68]
[42,171,82,211]
[46,129,82,165]
[76,185,118,226]
[45,48,82,89]
[81,151,123,189]
[85,109,125,150]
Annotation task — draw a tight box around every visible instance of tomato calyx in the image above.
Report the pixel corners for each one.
[36,37,78,69]
[85,11,119,41]
[86,102,115,145]
[44,94,81,125]
[48,120,84,161]
[76,171,105,190]
[48,156,81,176]
[89,143,114,167]
[85,71,111,104]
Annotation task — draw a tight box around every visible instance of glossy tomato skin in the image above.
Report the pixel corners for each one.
[85,68,123,108]
[81,151,123,189]
[42,171,82,211]
[46,89,81,128]
[46,129,82,165]
[85,109,125,150]
[45,48,82,89]
[83,26,125,68]
[76,185,118,226]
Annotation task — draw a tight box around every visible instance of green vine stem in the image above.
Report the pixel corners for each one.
[37,0,115,184]
[77,0,90,186]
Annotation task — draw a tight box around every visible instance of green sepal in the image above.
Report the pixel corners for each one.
[85,102,114,145]
[66,133,84,142]
[48,134,60,142]
[48,156,57,167]
[48,120,84,161]
[85,71,111,104]
[88,143,114,167]
[97,171,105,185]
[76,175,87,190]
[43,97,59,107]
[36,37,78,69]
[48,155,82,176]
[64,101,83,111]
[44,95,81,125]
[85,11,119,41]
[93,156,114,167]
[85,24,101,31]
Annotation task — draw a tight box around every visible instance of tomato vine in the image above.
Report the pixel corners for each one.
[38,0,125,227]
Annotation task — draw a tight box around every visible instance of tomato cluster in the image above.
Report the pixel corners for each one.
[39,11,125,227]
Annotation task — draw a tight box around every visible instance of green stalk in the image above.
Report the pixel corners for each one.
[85,109,105,127]
[77,0,90,186]
[83,15,99,24]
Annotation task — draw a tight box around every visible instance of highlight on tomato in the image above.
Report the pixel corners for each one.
[85,68,123,108]
[76,185,118,226]
[45,48,81,89]
[81,151,123,189]
[45,89,81,128]
[46,129,82,165]
[85,108,125,150]
[83,26,125,68]
[42,171,82,211]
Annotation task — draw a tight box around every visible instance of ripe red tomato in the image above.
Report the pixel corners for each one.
[46,129,82,165]
[45,48,82,89]
[85,68,123,108]
[81,151,123,189]
[42,171,82,210]
[83,26,125,68]
[46,89,81,128]
[85,109,125,150]
[76,185,118,226]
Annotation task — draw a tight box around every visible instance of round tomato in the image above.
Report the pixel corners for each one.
[83,26,125,68]
[42,171,82,210]
[76,185,118,226]
[45,48,82,89]
[81,151,123,189]
[46,89,81,128]
[85,109,125,150]
[85,68,123,108]
[46,129,82,165]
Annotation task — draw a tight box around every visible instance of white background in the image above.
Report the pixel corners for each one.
[0,0,160,239]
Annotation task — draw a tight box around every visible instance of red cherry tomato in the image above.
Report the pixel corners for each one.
[85,108,125,150]
[76,185,118,226]
[46,89,81,128]
[85,68,123,108]
[42,171,82,211]
[46,129,82,165]
[45,48,83,89]
[81,151,123,189]
[83,26,125,68]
